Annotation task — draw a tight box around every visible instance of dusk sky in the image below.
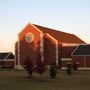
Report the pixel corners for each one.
[0,0,90,53]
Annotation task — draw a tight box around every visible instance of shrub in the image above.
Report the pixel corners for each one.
[23,57,33,76]
[49,64,57,79]
[36,54,46,75]
[66,63,72,75]
[72,63,79,71]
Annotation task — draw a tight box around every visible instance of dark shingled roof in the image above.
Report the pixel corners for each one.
[0,52,14,59]
[34,24,85,44]
[72,44,90,56]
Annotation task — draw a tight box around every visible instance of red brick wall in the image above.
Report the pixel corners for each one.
[62,46,76,58]
[16,24,42,66]
[72,56,84,67]
[61,60,72,67]
[43,34,56,65]
[86,56,90,67]
[15,42,18,65]
[0,61,14,68]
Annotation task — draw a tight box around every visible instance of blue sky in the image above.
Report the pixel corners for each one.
[0,0,90,53]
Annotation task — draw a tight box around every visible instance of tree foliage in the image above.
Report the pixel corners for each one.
[23,57,33,76]
[66,63,72,75]
[36,54,46,75]
[72,63,79,71]
[49,64,57,78]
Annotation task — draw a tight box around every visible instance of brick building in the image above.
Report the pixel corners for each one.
[0,52,15,68]
[72,44,90,69]
[15,23,85,69]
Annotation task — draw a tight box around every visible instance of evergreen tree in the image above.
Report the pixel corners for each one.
[66,63,72,75]
[49,64,57,79]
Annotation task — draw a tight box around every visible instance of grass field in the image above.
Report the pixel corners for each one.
[0,69,90,90]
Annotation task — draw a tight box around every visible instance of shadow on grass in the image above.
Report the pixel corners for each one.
[25,75,56,83]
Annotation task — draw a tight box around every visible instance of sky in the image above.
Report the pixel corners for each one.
[0,0,90,53]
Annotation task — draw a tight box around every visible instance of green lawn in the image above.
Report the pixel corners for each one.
[0,69,90,90]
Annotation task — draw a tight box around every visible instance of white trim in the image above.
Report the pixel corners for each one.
[61,58,72,61]
[17,35,22,69]
[14,43,16,68]
[78,44,89,45]
[0,59,15,61]
[18,23,30,36]
[56,41,58,66]
[18,22,42,37]
[31,23,44,62]
[17,23,44,68]
[4,53,11,59]
[78,67,90,70]
[72,55,90,56]
[61,67,90,70]
[15,65,24,69]
[40,33,44,62]
[46,33,57,42]
[71,44,90,56]
[62,43,79,47]
[30,23,43,33]
[71,44,80,56]
[17,35,20,68]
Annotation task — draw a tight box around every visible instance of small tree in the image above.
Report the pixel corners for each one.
[66,63,72,75]
[23,57,33,76]
[36,54,46,75]
[72,62,79,71]
[49,64,57,79]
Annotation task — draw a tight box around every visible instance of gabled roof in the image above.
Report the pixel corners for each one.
[72,44,90,56]
[18,23,85,44]
[44,33,58,44]
[34,24,85,44]
[0,52,14,59]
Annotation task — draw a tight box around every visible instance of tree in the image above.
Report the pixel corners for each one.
[72,62,79,71]
[36,54,46,75]
[23,57,33,76]
[49,64,57,79]
[66,63,72,75]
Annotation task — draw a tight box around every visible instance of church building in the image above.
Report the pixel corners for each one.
[15,23,85,69]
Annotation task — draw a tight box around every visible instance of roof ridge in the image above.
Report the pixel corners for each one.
[18,23,85,44]
[34,24,73,35]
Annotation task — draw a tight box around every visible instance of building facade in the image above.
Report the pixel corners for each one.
[15,23,85,69]
[0,52,15,68]
[72,44,90,69]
